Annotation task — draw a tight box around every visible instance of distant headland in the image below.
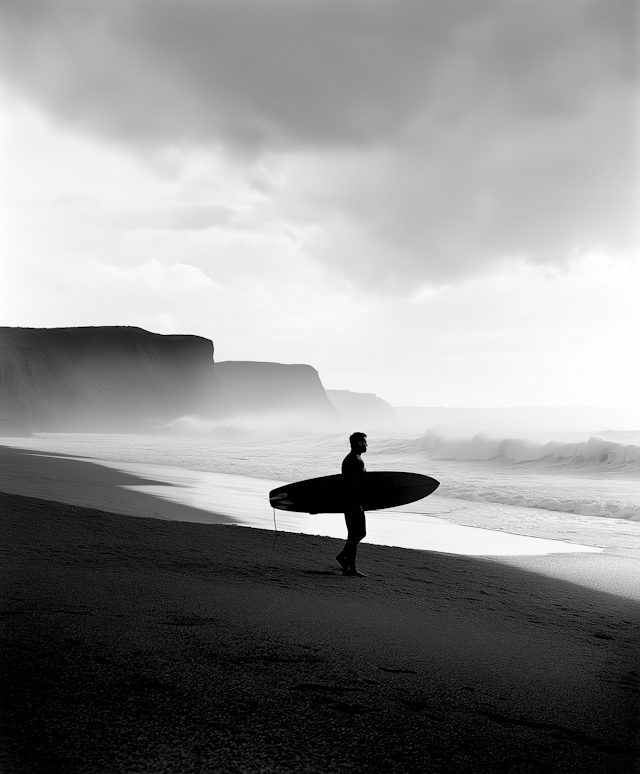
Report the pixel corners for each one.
[1,326,633,436]
[0,326,349,435]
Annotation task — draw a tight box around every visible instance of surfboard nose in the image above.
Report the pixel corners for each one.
[269,490,293,509]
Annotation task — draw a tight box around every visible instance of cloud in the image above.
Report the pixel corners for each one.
[1,0,637,285]
[116,204,236,231]
[0,0,458,149]
[3,0,634,149]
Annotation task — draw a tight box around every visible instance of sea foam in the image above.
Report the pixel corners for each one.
[3,430,639,522]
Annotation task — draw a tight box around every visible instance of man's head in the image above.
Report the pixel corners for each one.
[349,432,368,453]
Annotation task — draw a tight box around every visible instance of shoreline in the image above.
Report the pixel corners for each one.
[2,490,639,773]
[3,442,636,558]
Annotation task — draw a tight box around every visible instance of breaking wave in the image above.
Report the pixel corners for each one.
[412,433,640,473]
[4,429,639,523]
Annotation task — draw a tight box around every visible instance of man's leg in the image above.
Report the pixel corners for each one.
[337,506,366,576]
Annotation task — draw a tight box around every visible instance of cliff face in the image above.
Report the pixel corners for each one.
[0,327,223,432]
[326,390,398,431]
[215,361,342,432]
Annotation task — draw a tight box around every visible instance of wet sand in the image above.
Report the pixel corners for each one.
[0,445,610,556]
[1,447,640,772]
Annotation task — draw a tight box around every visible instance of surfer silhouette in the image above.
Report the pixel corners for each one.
[336,432,367,577]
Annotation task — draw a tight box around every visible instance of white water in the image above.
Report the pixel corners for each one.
[6,429,638,519]
[2,429,639,553]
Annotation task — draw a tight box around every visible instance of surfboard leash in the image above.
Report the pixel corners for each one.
[272,506,279,547]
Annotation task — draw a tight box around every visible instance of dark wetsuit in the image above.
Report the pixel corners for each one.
[341,451,367,569]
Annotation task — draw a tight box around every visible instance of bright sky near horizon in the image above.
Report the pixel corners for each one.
[1,0,638,409]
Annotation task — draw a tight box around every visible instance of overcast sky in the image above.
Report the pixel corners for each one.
[1,0,638,407]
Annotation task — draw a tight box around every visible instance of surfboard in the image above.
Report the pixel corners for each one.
[269,471,439,514]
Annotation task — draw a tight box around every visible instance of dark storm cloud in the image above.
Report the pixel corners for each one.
[1,0,636,282]
[2,0,461,148]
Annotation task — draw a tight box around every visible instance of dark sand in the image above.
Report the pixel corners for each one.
[2,486,639,773]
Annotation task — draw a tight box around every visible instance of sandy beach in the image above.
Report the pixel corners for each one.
[1,446,639,773]
[4,1,638,770]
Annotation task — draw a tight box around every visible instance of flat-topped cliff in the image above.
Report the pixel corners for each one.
[0,327,223,432]
[326,389,398,431]
[215,361,342,432]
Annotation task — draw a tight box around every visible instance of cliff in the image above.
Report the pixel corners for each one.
[0,327,223,433]
[326,390,398,431]
[215,361,342,433]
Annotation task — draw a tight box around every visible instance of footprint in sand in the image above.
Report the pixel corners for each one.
[291,683,360,693]
[379,666,417,675]
[156,615,217,626]
[399,700,445,723]
[290,683,370,714]
[497,760,549,774]
[330,701,367,714]
[121,674,177,693]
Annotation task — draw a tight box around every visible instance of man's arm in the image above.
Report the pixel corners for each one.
[342,453,365,507]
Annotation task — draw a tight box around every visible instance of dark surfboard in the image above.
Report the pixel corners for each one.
[269,471,439,514]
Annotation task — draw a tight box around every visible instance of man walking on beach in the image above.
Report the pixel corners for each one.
[336,432,367,577]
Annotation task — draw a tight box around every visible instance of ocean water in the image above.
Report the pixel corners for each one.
[3,429,640,552]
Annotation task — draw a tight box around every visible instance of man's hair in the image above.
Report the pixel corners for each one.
[349,432,367,447]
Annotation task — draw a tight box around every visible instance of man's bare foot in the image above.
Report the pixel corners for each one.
[336,553,349,575]
[348,568,366,578]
